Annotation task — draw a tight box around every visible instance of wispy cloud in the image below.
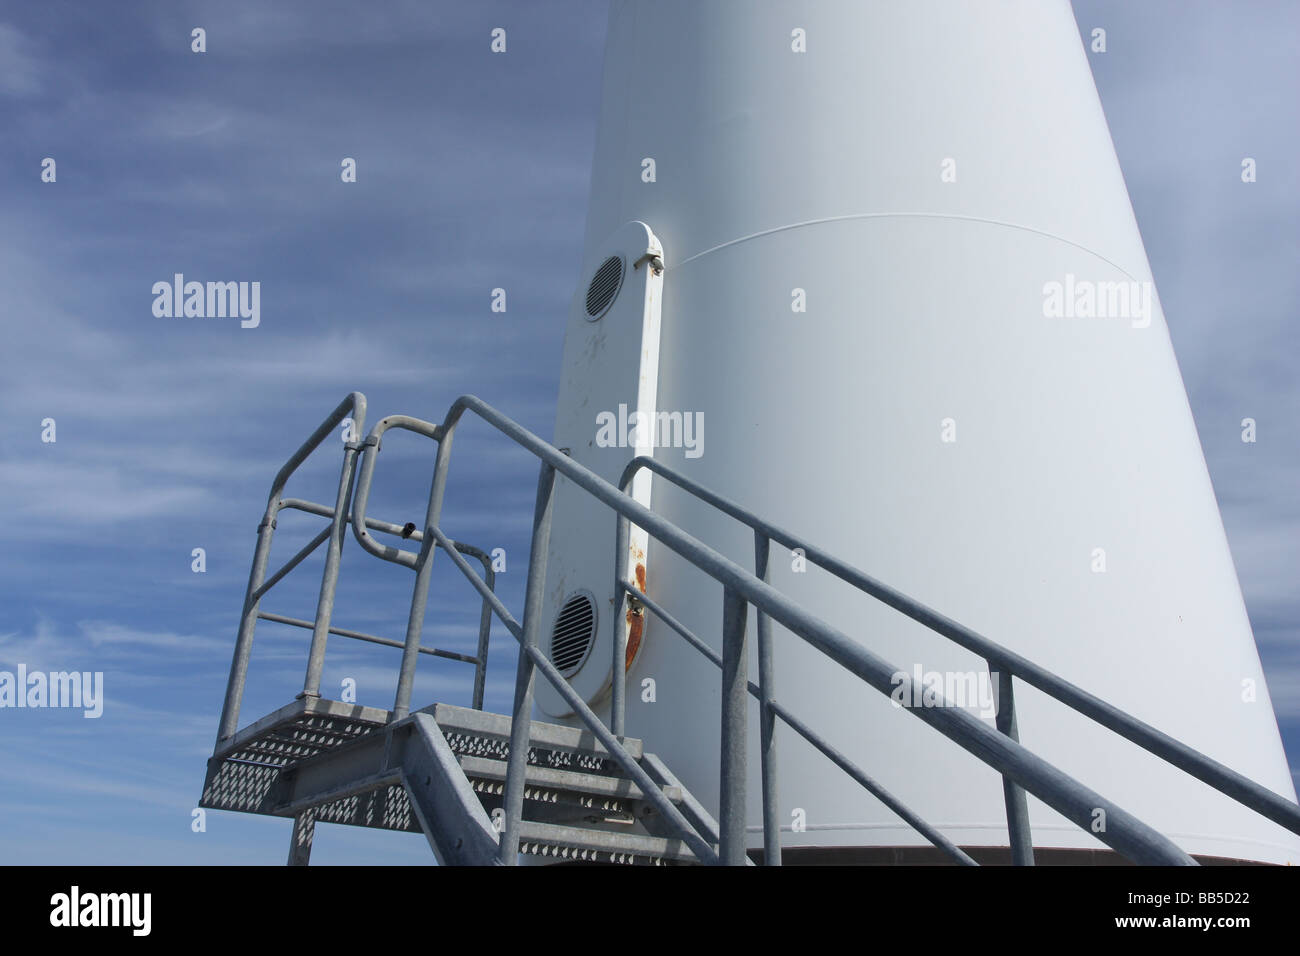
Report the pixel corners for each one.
[0,22,42,96]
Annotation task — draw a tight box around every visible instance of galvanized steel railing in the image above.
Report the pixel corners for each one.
[345,404,720,863]
[220,392,1300,866]
[215,394,496,745]
[611,455,1300,866]
[348,394,1300,865]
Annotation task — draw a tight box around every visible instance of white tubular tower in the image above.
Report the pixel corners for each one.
[539,0,1298,863]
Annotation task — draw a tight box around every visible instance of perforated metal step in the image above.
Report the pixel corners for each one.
[431,702,642,777]
[516,821,699,865]
[201,696,716,863]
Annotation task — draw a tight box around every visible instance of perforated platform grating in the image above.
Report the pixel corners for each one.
[200,698,419,833]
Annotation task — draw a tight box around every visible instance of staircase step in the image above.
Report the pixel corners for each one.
[428,702,644,760]
[516,821,700,864]
[458,754,683,804]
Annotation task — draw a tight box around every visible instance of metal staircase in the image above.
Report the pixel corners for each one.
[202,695,717,865]
[200,392,1300,865]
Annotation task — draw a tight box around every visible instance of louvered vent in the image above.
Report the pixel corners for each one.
[550,591,598,675]
[585,255,624,319]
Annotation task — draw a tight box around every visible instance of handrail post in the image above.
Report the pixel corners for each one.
[472,554,495,711]
[611,510,632,737]
[391,432,456,721]
[992,665,1035,865]
[390,534,438,721]
[219,392,363,742]
[499,461,557,863]
[301,438,362,699]
[217,510,277,742]
[720,586,749,865]
[754,533,781,866]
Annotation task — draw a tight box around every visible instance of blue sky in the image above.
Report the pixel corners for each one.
[0,1,1296,864]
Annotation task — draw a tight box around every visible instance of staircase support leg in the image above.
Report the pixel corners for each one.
[288,810,315,866]
[720,586,749,865]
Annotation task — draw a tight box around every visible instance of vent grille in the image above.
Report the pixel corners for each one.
[585,255,624,319]
[550,592,597,675]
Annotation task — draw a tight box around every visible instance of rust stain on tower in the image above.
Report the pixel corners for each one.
[625,560,646,669]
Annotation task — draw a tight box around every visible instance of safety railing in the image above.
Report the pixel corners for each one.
[222,391,1300,866]
[346,407,720,862]
[215,395,497,745]
[345,392,1300,866]
[612,455,1300,866]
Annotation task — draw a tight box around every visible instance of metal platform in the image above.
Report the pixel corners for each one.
[201,698,417,834]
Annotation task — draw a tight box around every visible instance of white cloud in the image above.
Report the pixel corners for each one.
[0,23,42,96]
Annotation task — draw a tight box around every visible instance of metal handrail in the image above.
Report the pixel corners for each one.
[227,498,496,716]
[370,394,1216,865]
[218,392,366,742]
[611,454,1300,858]
[346,414,485,720]
[226,391,1299,866]
[256,610,478,664]
[420,521,721,864]
[217,394,498,740]
[345,411,720,861]
[625,583,975,864]
[279,497,496,710]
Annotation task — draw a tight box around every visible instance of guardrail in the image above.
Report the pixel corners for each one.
[612,455,1300,865]
[215,394,496,744]
[346,406,721,862]
[222,391,1300,866]
[348,393,1300,865]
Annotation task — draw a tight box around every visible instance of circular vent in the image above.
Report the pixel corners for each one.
[585,255,624,320]
[550,591,598,676]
